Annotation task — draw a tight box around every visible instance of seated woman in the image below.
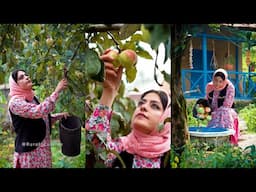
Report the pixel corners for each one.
[205,68,239,145]
[85,49,171,168]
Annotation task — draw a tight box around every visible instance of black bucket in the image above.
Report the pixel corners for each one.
[59,115,82,157]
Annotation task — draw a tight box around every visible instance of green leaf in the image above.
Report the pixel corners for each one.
[32,24,41,35]
[164,38,171,62]
[125,66,137,83]
[119,24,141,40]
[130,33,144,42]
[144,24,170,50]
[120,41,136,51]
[0,71,4,84]
[91,59,104,82]
[140,24,151,43]
[85,48,101,77]
[162,71,171,82]
[136,45,153,59]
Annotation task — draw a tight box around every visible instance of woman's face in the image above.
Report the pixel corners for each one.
[213,76,225,90]
[16,71,33,90]
[131,92,164,134]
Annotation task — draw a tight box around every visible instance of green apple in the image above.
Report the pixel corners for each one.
[106,49,120,67]
[106,49,119,60]
[206,115,212,121]
[46,37,54,47]
[32,40,38,48]
[197,107,205,114]
[118,49,137,68]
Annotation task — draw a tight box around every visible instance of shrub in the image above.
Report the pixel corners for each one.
[171,141,256,168]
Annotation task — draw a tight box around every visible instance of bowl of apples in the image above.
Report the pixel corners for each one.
[192,98,212,121]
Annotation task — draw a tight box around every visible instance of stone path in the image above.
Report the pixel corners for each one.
[238,132,256,149]
[238,118,256,149]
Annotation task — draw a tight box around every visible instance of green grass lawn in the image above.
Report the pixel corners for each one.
[0,128,85,168]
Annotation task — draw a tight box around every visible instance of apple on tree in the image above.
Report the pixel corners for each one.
[105,49,137,68]
[46,37,54,47]
[118,49,137,68]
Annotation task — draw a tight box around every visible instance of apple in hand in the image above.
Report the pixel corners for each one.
[197,106,205,114]
[118,49,137,68]
[106,49,119,60]
[105,49,121,67]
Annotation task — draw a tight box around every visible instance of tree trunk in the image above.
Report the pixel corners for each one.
[170,24,190,154]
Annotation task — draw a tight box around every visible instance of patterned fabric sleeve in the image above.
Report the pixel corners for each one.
[223,83,235,108]
[86,104,124,167]
[9,91,59,119]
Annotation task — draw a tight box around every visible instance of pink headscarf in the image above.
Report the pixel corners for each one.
[206,68,231,94]
[120,91,171,159]
[8,72,35,102]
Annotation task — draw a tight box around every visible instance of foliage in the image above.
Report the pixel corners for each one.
[51,128,86,168]
[0,24,153,122]
[0,124,85,168]
[143,24,171,51]
[186,100,208,127]
[171,141,256,168]
[186,99,253,127]
[0,91,7,123]
[0,129,14,168]
[239,103,256,132]
[179,99,256,168]
[0,24,159,167]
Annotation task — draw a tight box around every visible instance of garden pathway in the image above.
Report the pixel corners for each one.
[238,118,256,149]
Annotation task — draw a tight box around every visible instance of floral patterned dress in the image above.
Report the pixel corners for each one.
[207,84,239,144]
[86,104,163,168]
[9,92,61,168]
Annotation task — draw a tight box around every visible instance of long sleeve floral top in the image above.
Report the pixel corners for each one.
[9,91,62,126]
[86,104,162,168]
[206,83,239,144]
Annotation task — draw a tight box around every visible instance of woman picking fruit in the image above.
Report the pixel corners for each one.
[85,49,171,168]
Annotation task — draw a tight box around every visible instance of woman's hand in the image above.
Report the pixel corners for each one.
[55,78,68,93]
[100,49,123,94]
[52,112,70,120]
[99,49,123,107]
[60,112,70,119]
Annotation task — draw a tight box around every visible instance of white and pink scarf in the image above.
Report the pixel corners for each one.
[206,68,231,94]
[120,93,171,159]
[8,73,34,102]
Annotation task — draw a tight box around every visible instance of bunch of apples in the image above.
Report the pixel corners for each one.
[195,104,212,121]
[105,49,138,82]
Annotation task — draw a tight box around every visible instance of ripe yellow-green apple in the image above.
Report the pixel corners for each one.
[206,115,212,121]
[46,37,54,47]
[197,107,205,114]
[32,40,38,48]
[205,107,211,113]
[118,49,137,69]
[105,49,120,67]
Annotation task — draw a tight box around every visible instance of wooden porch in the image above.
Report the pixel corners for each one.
[182,69,256,100]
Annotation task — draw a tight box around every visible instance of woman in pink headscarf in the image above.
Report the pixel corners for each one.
[205,68,239,145]
[85,49,171,168]
[8,69,69,168]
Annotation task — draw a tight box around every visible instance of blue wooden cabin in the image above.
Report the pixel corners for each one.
[182,26,256,100]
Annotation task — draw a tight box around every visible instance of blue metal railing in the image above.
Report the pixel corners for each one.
[182,69,256,100]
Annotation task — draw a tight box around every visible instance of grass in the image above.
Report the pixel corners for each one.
[0,128,86,168]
